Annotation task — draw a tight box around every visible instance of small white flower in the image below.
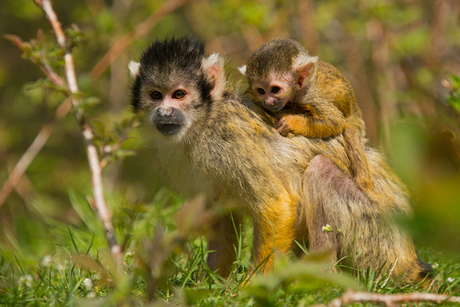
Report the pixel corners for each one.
[432,263,439,269]
[93,273,102,281]
[87,291,97,298]
[83,278,94,290]
[19,275,33,287]
[322,224,333,233]
[41,255,53,267]
[447,277,455,283]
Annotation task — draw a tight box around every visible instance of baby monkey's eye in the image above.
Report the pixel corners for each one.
[257,88,265,95]
[150,91,162,100]
[173,90,185,99]
[271,86,281,93]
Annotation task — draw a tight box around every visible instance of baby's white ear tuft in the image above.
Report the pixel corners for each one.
[128,60,140,77]
[294,55,318,69]
[238,65,247,76]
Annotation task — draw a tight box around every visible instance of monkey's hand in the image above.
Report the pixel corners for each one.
[275,114,292,136]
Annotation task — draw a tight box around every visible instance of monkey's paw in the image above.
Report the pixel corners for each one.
[275,116,291,136]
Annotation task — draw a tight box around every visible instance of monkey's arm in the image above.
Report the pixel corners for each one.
[276,102,346,138]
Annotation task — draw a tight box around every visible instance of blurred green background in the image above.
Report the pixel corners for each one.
[1,0,460,263]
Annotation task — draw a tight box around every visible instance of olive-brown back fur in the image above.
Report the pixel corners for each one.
[312,61,360,118]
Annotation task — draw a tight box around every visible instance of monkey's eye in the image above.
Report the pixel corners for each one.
[150,91,162,100]
[257,88,265,95]
[173,90,185,99]
[271,86,281,94]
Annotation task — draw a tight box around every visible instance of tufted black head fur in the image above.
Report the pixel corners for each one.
[130,36,213,113]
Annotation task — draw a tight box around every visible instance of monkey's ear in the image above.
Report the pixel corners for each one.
[294,55,318,89]
[202,53,226,99]
[128,60,140,77]
[238,65,247,77]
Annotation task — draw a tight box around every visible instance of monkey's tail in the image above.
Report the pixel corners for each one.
[342,121,384,203]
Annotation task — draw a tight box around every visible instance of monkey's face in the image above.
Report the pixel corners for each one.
[251,74,292,113]
[131,38,225,141]
[148,85,190,136]
[138,81,204,139]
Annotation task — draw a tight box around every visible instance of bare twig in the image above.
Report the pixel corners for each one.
[89,0,195,80]
[314,290,460,307]
[0,99,71,208]
[33,0,122,267]
[0,123,52,207]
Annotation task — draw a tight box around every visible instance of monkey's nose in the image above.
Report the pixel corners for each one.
[158,107,175,116]
[153,107,185,136]
[264,98,275,106]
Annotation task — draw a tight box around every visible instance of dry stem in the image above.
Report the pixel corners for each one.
[315,290,460,307]
[0,122,52,207]
[0,98,71,208]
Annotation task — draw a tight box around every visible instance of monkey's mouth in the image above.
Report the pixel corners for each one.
[152,107,186,136]
[263,103,284,113]
[155,123,183,136]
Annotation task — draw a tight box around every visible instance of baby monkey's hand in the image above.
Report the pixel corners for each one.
[275,114,291,136]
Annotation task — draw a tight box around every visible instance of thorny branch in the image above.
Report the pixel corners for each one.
[32,0,122,267]
[89,0,196,80]
[314,290,460,307]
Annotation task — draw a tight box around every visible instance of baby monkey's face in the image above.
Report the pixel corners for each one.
[251,72,294,113]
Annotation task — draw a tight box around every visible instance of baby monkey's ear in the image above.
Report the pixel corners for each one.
[237,65,247,77]
[128,60,140,78]
[202,53,226,99]
[294,55,318,89]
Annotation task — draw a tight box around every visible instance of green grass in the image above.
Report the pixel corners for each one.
[1,187,459,306]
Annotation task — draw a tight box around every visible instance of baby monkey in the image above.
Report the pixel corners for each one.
[239,38,373,195]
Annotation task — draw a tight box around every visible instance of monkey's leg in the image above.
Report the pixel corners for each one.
[252,195,297,273]
[207,212,242,277]
[302,155,369,261]
[302,155,432,283]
